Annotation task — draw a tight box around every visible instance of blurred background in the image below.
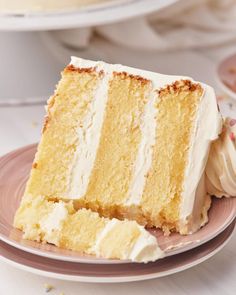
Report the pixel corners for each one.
[0,0,236,153]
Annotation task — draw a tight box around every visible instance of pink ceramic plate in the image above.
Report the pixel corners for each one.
[0,221,234,283]
[217,53,236,100]
[0,144,236,264]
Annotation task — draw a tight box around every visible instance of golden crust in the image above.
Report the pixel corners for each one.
[65,64,96,73]
[42,115,50,134]
[158,79,203,97]
[64,65,104,78]
[113,71,150,85]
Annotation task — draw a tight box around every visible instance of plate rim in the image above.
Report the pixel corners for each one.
[0,143,236,265]
[0,222,234,283]
[216,53,236,101]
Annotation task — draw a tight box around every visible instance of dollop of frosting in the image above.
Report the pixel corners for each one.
[206,117,236,197]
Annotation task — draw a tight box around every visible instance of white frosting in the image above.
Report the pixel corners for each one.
[125,85,158,205]
[206,118,236,197]
[70,56,188,86]
[179,86,222,231]
[39,202,68,244]
[91,219,119,256]
[90,218,164,262]
[129,227,164,263]
[68,63,111,198]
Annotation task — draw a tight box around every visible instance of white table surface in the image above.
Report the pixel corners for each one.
[0,41,236,294]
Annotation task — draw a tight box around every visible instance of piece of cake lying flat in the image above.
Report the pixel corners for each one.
[14,196,163,263]
[15,57,222,237]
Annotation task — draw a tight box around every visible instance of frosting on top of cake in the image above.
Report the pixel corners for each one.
[206,117,236,197]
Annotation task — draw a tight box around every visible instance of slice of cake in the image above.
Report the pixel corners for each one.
[14,196,163,262]
[15,57,222,237]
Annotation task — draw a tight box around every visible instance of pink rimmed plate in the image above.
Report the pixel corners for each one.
[0,144,235,264]
[0,221,234,283]
[217,53,236,100]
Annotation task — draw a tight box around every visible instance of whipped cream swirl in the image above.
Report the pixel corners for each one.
[206,118,236,197]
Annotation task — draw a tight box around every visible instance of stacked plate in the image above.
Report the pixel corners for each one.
[0,144,235,282]
[217,53,236,101]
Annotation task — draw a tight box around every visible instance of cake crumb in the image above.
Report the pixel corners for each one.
[31,121,39,128]
[228,102,233,110]
[44,283,54,293]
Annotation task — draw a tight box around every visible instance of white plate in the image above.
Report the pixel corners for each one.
[0,0,178,31]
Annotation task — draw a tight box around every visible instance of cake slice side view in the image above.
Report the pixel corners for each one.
[15,57,222,244]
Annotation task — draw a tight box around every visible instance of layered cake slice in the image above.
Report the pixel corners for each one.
[14,196,163,262]
[14,57,222,259]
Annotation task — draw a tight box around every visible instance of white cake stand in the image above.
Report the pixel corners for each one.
[0,0,178,104]
[0,0,178,31]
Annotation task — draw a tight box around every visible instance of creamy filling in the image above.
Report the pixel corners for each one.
[39,202,68,244]
[90,219,119,256]
[125,85,158,205]
[128,227,164,263]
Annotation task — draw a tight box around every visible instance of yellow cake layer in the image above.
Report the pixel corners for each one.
[14,196,163,262]
[84,72,150,208]
[25,66,102,199]
[141,81,203,230]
